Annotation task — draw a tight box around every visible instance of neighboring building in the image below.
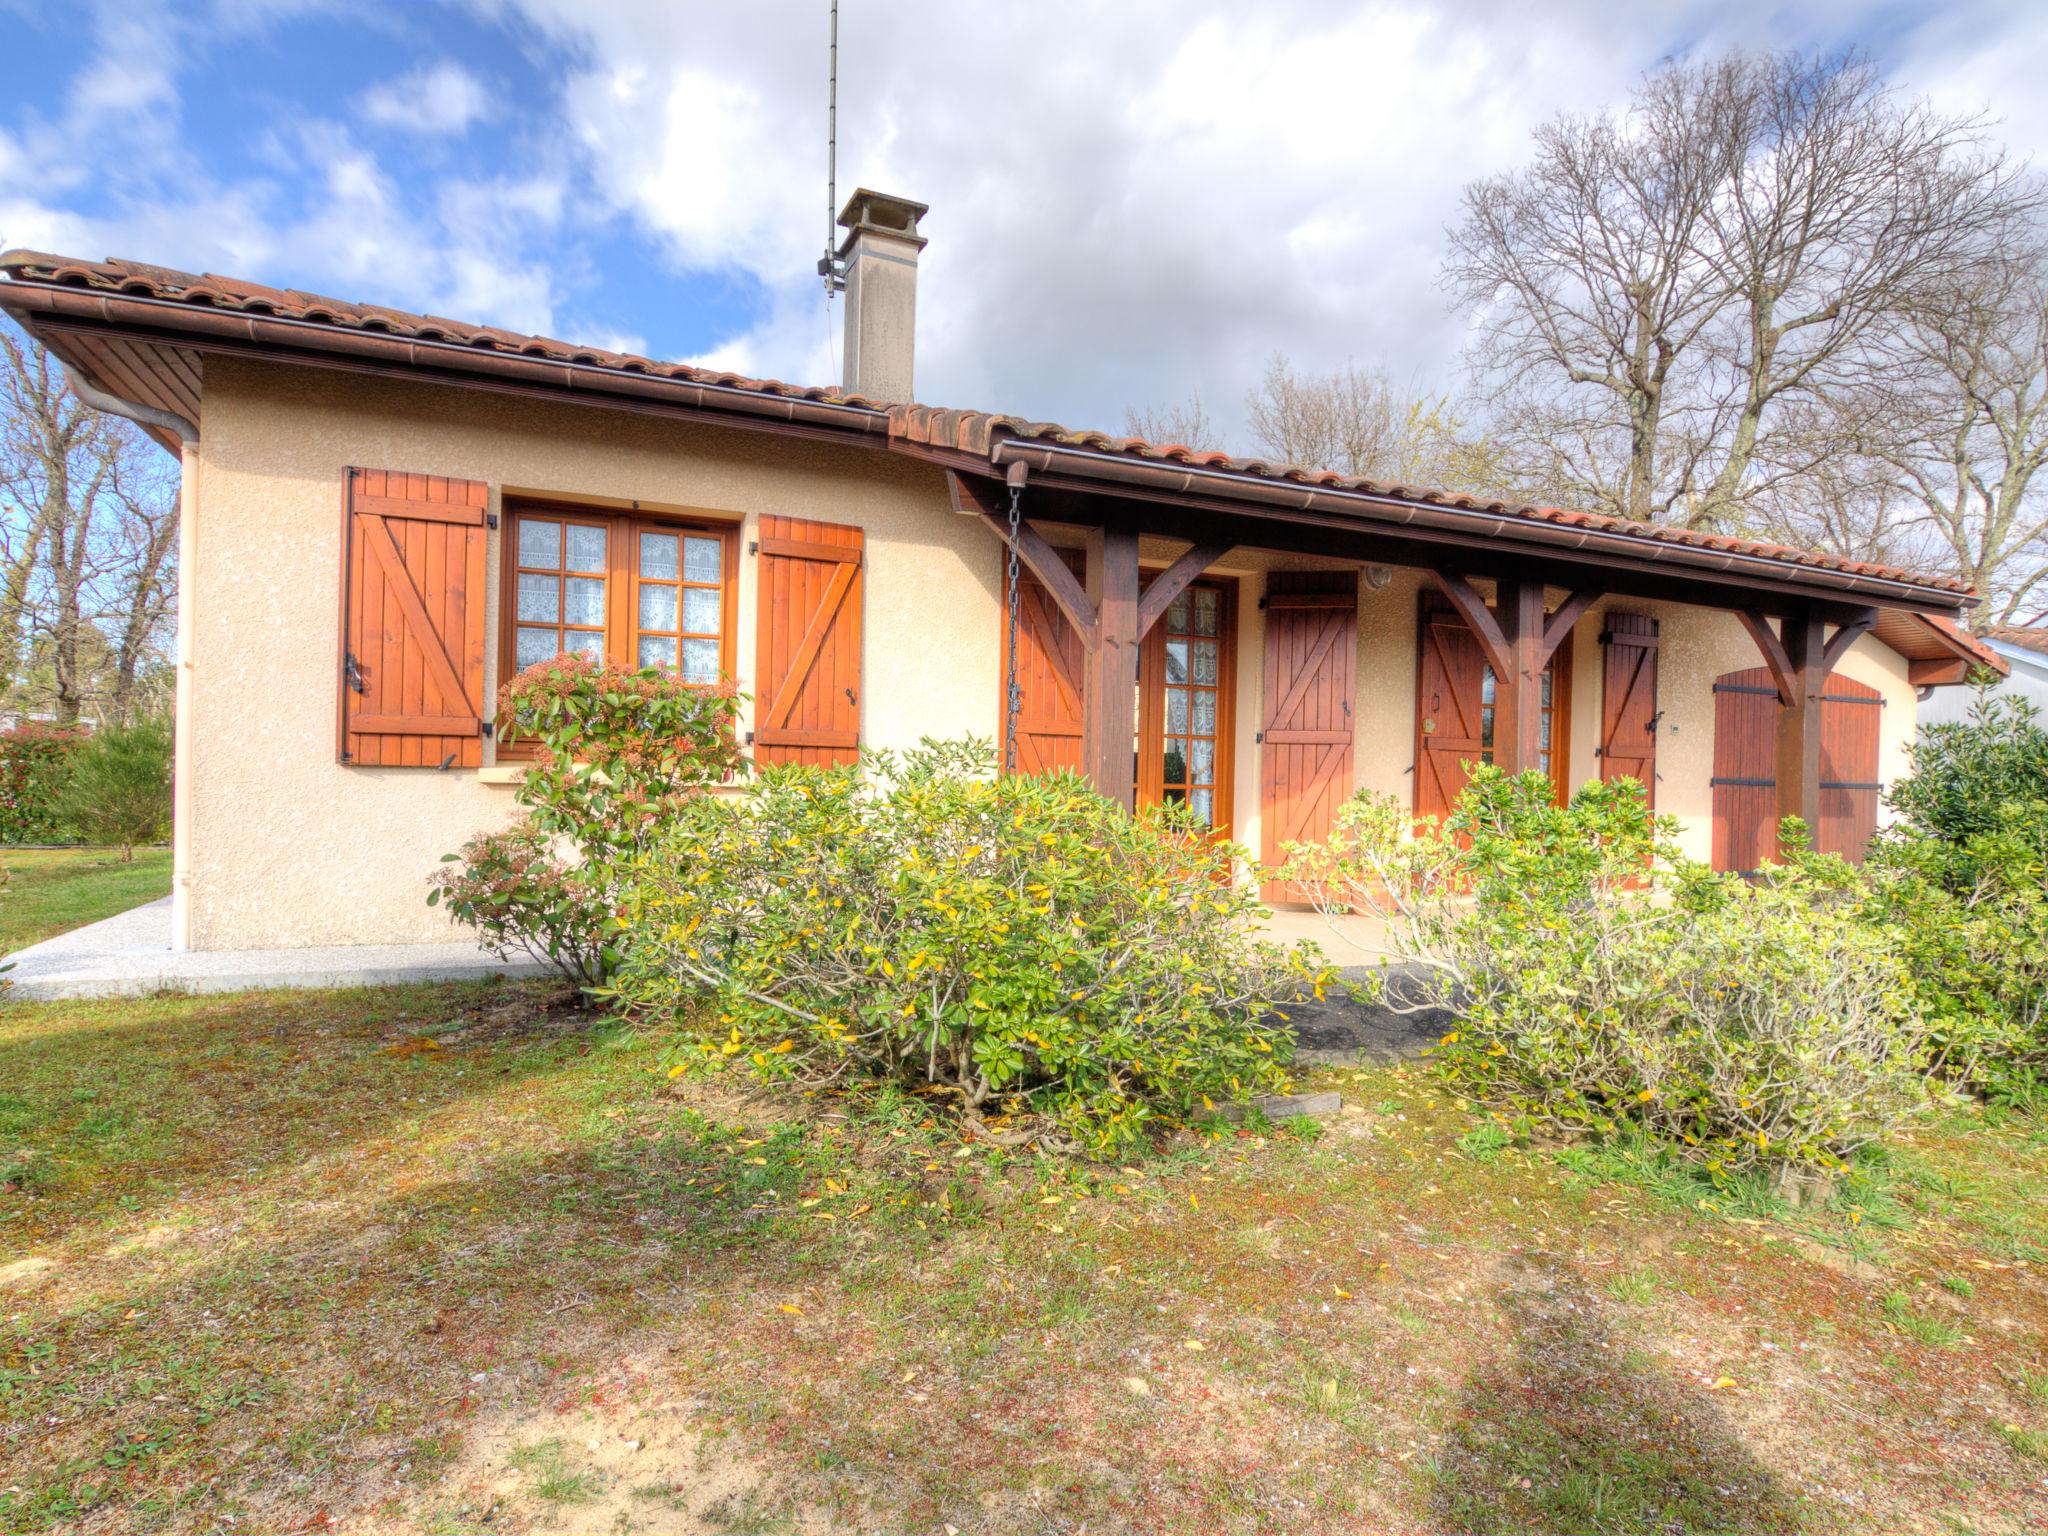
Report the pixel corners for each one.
[0,191,2002,953]
[1918,627,2048,728]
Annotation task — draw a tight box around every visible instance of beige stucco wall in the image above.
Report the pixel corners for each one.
[185,358,1923,948]
[188,358,999,950]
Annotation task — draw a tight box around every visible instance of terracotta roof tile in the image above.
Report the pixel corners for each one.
[0,249,1977,601]
[0,250,883,411]
[881,406,1974,596]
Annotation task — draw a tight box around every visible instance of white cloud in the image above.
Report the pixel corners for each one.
[358,61,491,136]
[6,0,2046,452]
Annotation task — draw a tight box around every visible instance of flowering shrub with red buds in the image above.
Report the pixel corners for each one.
[430,653,745,990]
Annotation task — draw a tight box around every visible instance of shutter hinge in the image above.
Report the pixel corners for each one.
[480,720,494,739]
[744,729,756,746]
[486,512,500,530]
[748,540,759,555]
[343,653,366,693]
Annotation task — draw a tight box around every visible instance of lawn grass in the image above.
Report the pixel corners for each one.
[2,980,2046,1533]
[0,846,171,954]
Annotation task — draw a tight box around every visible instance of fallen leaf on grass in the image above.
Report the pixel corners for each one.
[1123,1377,1151,1396]
[779,1303,803,1316]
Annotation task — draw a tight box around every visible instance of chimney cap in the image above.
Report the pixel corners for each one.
[836,188,929,251]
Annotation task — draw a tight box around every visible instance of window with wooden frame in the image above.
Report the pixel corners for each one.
[1137,577,1237,835]
[498,500,738,743]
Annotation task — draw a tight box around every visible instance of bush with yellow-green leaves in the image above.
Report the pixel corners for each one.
[1280,766,1933,1195]
[609,739,1329,1155]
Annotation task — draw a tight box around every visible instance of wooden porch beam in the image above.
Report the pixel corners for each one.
[948,470,1098,641]
[1137,541,1235,638]
[1429,569,1512,676]
[1737,610,1797,705]
[1542,590,1600,663]
[1821,608,1878,675]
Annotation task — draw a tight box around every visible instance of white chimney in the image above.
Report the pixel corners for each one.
[836,189,927,403]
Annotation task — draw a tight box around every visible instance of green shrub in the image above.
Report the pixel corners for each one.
[1885,689,2048,889]
[430,654,745,989]
[1280,767,1932,1189]
[610,739,1326,1156]
[52,717,170,860]
[0,723,82,843]
[1855,688,2048,1094]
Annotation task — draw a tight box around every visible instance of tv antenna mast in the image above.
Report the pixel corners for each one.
[817,0,846,297]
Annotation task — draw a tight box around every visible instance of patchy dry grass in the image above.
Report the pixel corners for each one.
[2,980,2047,1534]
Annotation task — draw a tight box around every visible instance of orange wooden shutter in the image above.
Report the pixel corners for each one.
[755,515,863,766]
[339,467,490,768]
[1259,573,1356,903]
[1711,667,1882,873]
[1818,676,1881,863]
[1598,612,1659,806]
[997,549,1086,776]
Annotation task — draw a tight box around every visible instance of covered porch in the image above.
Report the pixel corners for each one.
[917,419,1991,885]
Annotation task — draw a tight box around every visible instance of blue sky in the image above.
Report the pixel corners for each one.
[3,0,2044,442]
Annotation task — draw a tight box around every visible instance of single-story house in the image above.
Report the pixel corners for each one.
[0,190,2004,953]
[1918,625,2048,728]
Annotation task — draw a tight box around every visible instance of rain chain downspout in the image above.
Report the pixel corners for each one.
[62,364,199,952]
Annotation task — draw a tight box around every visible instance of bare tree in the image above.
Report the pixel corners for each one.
[0,321,179,724]
[1244,355,1511,495]
[1859,245,2048,627]
[1123,391,1223,453]
[1447,50,2039,530]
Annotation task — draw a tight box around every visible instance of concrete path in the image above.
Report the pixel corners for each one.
[3,898,547,1002]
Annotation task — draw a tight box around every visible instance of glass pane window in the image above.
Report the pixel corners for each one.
[564,577,605,627]
[680,638,720,683]
[516,626,557,667]
[638,585,679,632]
[518,518,561,567]
[507,510,731,699]
[684,536,721,584]
[681,587,721,635]
[1145,580,1226,831]
[630,522,726,684]
[517,572,559,623]
[566,524,607,572]
[639,532,679,580]
[511,515,606,671]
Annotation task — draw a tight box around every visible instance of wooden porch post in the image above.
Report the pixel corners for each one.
[1080,524,1140,810]
[1774,611,1826,848]
[1490,577,1548,775]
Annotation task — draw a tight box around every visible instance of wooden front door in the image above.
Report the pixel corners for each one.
[1414,592,1572,820]
[1137,577,1236,835]
[1259,573,1357,903]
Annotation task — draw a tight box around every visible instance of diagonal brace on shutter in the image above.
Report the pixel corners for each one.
[357,513,479,721]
